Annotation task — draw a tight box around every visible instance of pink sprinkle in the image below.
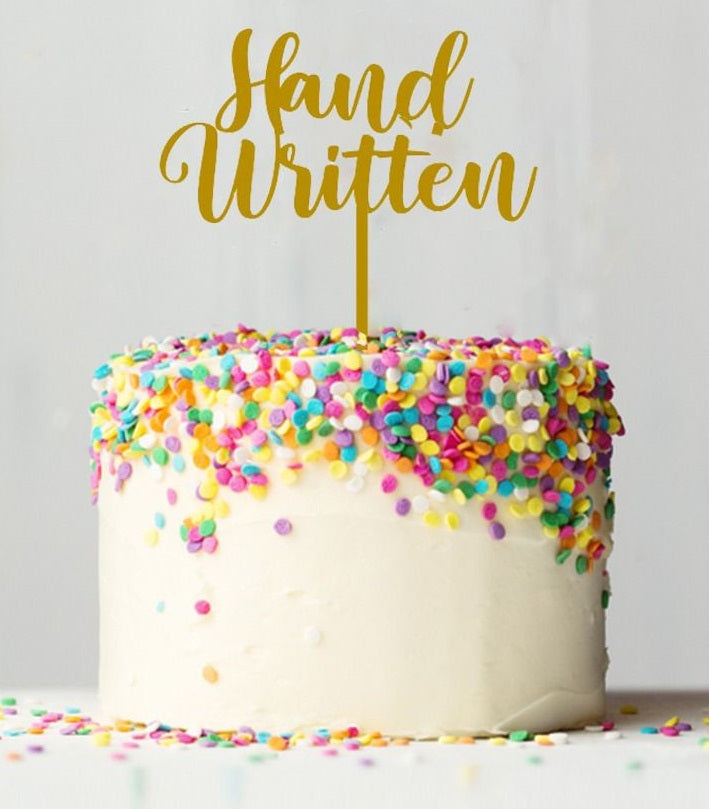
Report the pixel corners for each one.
[110,752,128,762]
[202,536,218,554]
[293,360,310,378]
[481,502,497,521]
[380,474,398,494]
[166,488,177,505]
[321,747,339,756]
[194,600,211,615]
[602,721,615,731]
[343,740,361,750]
[660,726,679,737]
[347,726,359,737]
[381,350,399,368]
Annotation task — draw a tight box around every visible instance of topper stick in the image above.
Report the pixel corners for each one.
[355,204,368,336]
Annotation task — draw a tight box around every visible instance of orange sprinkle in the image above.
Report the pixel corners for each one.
[472,441,493,457]
[193,451,210,469]
[268,735,288,751]
[395,456,414,473]
[458,736,476,744]
[361,426,379,446]
[591,510,602,530]
[475,351,493,370]
[203,434,220,453]
[193,423,210,440]
[323,441,340,461]
[391,737,410,746]
[520,346,538,363]
[561,535,575,550]
[27,727,44,735]
[493,441,510,459]
[548,461,564,478]
[370,738,389,747]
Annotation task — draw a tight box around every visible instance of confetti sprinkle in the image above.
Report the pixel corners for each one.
[273,518,293,536]
[89,327,623,580]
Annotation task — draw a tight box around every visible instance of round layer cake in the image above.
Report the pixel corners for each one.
[90,326,624,737]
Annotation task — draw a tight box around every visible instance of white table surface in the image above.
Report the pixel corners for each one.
[1,689,707,809]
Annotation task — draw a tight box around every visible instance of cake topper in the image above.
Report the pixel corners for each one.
[159,29,538,335]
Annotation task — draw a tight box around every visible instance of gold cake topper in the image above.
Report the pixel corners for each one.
[159,29,538,335]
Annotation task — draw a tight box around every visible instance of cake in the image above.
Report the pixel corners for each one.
[90,326,624,737]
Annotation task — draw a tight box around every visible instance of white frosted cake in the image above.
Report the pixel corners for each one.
[90,326,624,737]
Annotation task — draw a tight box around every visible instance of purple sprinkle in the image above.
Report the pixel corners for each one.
[489,521,506,540]
[490,425,507,443]
[27,745,44,754]
[675,722,692,732]
[117,462,132,481]
[334,430,354,447]
[186,541,203,553]
[395,498,411,516]
[370,412,386,430]
[204,375,220,390]
[429,379,448,397]
[269,409,285,427]
[273,518,292,536]
[371,359,386,376]
[165,435,181,452]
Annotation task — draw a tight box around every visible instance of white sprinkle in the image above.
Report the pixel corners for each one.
[464,426,479,442]
[489,375,504,394]
[163,416,179,434]
[522,419,540,434]
[412,495,429,514]
[346,476,364,493]
[513,487,529,501]
[386,367,402,383]
[353,460,369,477]
[300,378,316,399]
[329,418,344,431]
[584,725,604,733]
[490,405,505,424]
[330,382,347,397]
[343,414,363,432]
[233,448,250,465]
[138,434,157,449]
[448,396,465,406]
[429,489,446,502]
[531,390,544,406]
[275,446,296,460]
[211,411,226,432]
[604,731,622,741]
[516,389,532,407]
[304,626,322,646]
[240,354,259,374]
[576,442,592,460]
[548,732,569,745]
[227,394,244,410]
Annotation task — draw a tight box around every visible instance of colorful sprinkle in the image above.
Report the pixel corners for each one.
[273,518,293,536]
[194,600,211,615]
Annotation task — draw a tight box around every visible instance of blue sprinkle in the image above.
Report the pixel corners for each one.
[474,479,489,494]
[179,367,193,379]
[482,389,497,408]
[436,415,454,431]
[435,404,452,416]
[154,512,166,529]
[306,399,324,416]
[242,464,260,477]
[172,455,186,473]
[341,445,357,463]
[220,354,236,371]
[429,457,442,474]
[449,360,465,377]
[292,409,309,427]
[555,439,568,457]
[286,392,302,407]
[312,361,327,380]
[384,412,403,426]
[256,731,271,744]
[362,371,378,390]
[559,492,573,509]
[268,430,283,445]
[498,480,514,497]
[403,407,420,424]
[400,372,415,390]
[139,371,155,388]
[94,363,112,380]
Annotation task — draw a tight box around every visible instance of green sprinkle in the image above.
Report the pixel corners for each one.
[325,361,341,376]
[192,364,209,382]
[199,519,216,537]
[152,447,169,466]
[1,697,17,707]
[199,409,213,425]
[406,357,422,373]
[244,402,260,420]
[187,407,201,422]
[132,349,154,361]
[362,391,378,410]
[180,524,189,542]
[501,390,517,410]
[601,589,610,609]
[509,730,530,742]
[505,452,519,470]
[556,549,572,564]
[391,424,411,437]
[457,481,476,499]
[604,496,615,520]
[153,376,167,393]
[546,440,562,460]
[317,422,334,437]
[31,708,47,717]
[527,755,543,765]
[296,428,313,445]
[433,480,454,494]
[575,555,588,574]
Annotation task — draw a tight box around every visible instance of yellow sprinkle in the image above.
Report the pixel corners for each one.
[359,734,373,746]
[469,464,485,481]
[444,512,460,530]
[248,484,267,500]
[420,440,440,456]
[511,364,526,383]
[421,359,436,376]
[488,737,506,747]
[509,503,526,519]
[343,351,362,370]
[702,717,709,725]
[559,476,575,494]
[411,424,428,443]
[214,499,230,518]
[509,434,525,453]
[202,664,219,684]
[438,735,457,744]
[306,415,323,430]
[452,489,466,506]
[302,449,322,463]
[527,434,543,452]
[329,460,347,479]
[269,388,287,405]
[619,704,638,715]
[199,481,219,500]
[664,716,679,727]
[423,510,442,528]
[252,387,269,403]
[412,372,428,391]
[400,393,417,409]
[448,377,466,395]
[484,475,497,495]
[477,416,492,434]
[576,396,591,414]
[92,732,111,747]
[534,734,553,746]
[527,497,543,516]
[143,529,159,547]
[366,452,383,470]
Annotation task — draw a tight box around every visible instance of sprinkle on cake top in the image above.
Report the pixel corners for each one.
[90,326,624,576]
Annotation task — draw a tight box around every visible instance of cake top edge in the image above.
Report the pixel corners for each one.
[93,325,613,377]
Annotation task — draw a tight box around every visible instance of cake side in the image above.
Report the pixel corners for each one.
[91,327,623,735]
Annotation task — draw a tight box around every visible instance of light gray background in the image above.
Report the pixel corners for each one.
[0,0,707,688]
